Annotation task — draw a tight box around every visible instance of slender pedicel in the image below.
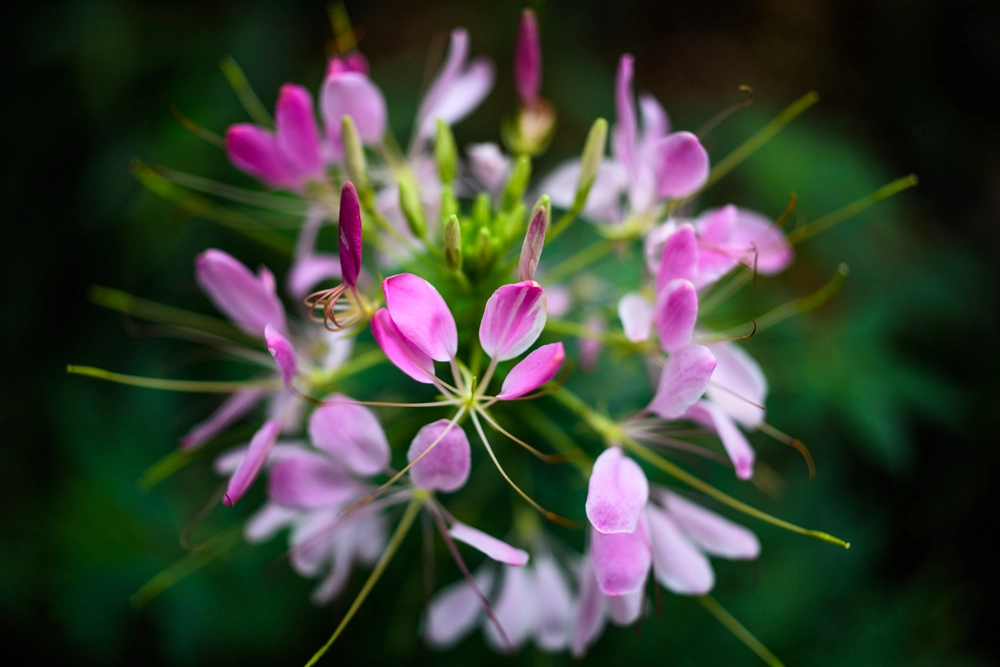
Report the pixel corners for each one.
[697,595,786,667]
[66,365,283,393]
[788,174,918,244]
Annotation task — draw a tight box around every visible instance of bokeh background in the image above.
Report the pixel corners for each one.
[4,0,998,664]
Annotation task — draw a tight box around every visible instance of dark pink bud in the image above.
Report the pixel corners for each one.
[338,182,363,286]
[514,9,542,106]
[327,52,370,77]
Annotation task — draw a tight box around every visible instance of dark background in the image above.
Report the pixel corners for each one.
[4,0,998,664]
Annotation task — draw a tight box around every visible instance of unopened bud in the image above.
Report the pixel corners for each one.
[518,195,549,281]
[474,226,494,267]
[514,9,541,107]
[435,120,458,184]
[573,117,608,211]
[444,215,462,272]
[501,154,532,213]
[472,192,492,228]
[398,178,426,239]
[341,115,369,192]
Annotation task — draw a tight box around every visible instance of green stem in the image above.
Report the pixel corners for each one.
[542,239,615,284]
[545,319,642,351]
[697,595,785,667]
[66,365,282,393]
[749,263,849,334]
[220,56,273,128]
[547,203,583,242]
[518,403,593,478]
[304,494,423,666]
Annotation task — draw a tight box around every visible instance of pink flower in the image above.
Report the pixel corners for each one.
[514,9,542,108]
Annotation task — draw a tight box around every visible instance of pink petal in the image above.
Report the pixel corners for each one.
[484,565,537,650]
[517,204,547,282]
[479,281,547,361]
[321,71,388,154]
[612,54,637,176]
[618,293,654,343]
[338,182,363,286]
[383,273,457,362]
[466,143,511,196]
[265,324,297,388]
[590,523,650,596]
[706,341,768,427]
[655,131,709,199]
[648,344,716,420]
[655,223,699,291]
[643,220,679,274]
[571,556,607,658]
[327,52,369,76]
[730,208,794,275]
[416,30,494,139]
[424,567,495,648]
[274,84,323,180]
[496,342,565,400]
[449,522,528,566]
[646,505,714,595]
[535,556,574,651]
[538,158,624,224]
[686,401,756,480]
[180,389,263,450]
[267,451,367,508]
[580,314,604,371]
[370,308,437,384]
[225,124,297,189]
[638,94,670,146]
[223,418,281,506]
[606,587,644,626]
[408,419,471,492]
[514,9,541,106]
[586,447,649,534]
[415,28,471,139]
[287,253,342,301]
[212,441,305,476]
[662,492,760,559]
[194,249,287,337]
[545,284,572,318]
[288,507,339,576]
[308,394,390,476]
[244,501,300,544]
[655,279,698,353]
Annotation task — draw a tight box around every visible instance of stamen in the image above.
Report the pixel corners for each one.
[469,411,584,528]
[707,382,766,412]
[219,55,274,128]
[696,318,757,344]
[774,192,798,228]
[696,85,754,139]
[751,264,849,334]
[475,407,571,464]
[180,482,228,550]
[758,422,816,480]
[169,104,226,148]
[66,365,282,393]
[697,595,786,667]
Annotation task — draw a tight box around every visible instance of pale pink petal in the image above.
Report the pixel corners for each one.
[545,284,572,318]
[421,59,494,139]
[321,72,388,153]
[537,158,624,224]
[327,52,369,76]
[648,344,716,419]
[408,419,471,492]
[180,389,263,450]
[496,342,565,400]
[655,223,699,291]
[308,394,390,476]
[265,324,297,388]
[310,536,355,605]
[537,159,581,209]
[655,279,698,353]
[580,314,604,371]
[484,565,537,650]
[479,281,547,361]
[534,556,574,651]
[612,54,637,175]
[195,249,287,337]
[223,418,281,506]
[415,28,471,139]
[274,84,324,180]
[686,401,756,480]
[730,208,794,275]
[606,587,645,626]
[514,9,541,106]
[383,274,457,362]
[213,441,306,476]
[449,522,528,566]
[571,556,607,658]
[662,492,760,559]
[466,142,511,196]
[655,131,709,199]
[424,567,495,648]
[370,309,437,384]
[591,523,650,596]
[287,253,341,301]
[618,293,654,343]
[518,204,548,282]
[267,451,368,509]
[289,507,339,576]
[586,447,649,534]
[706,341,768,427]
[337,182,363,286]
[638,94,670,145]
[245,502,300,544]
[225,124,297,189]
[643,219,680,274]
[694,205,740,286]
[646,506,715,595]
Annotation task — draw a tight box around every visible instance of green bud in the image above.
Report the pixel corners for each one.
[573,117,608,211]
[444,215,462,272]
[472,192,492,228]
[398,178,426,238]
[434,120,458,184]
[440,185,459,223]
[501,154,532,213]
[474,226,494,268]
[341,115,370,192]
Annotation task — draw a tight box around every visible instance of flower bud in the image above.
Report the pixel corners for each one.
[518,195,549,281]
[398,178,427,239]
[341,115,369,192]
[435,119,458,184]
[474,225,494,268]
[472,192,492,228]
[444,215,462,272]
[514,9,541,107]
[501,154,532,213]
[574,117,608,211]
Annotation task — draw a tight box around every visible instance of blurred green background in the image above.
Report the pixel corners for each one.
[4,0,998,664]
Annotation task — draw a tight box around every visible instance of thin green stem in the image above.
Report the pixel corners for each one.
[697,595,785,667]
[220,56,273,128]
[518,403,593,478]
[542,239,615,284]
[304,494,423,666]
[145,166,309,214]
[311,347,388,390]
[749,263,849,334]
[545,319,643,351]
[547,203,583,242]
[66,365,282,393]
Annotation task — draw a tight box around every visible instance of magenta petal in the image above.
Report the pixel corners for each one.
[308,394,390,476]
[618,293,654,343]
[287,253,342,301]
[327,52,369,76]
[225,124,296,188]
[535,556,574,651]
[731,208,794,274]
[590,523,650,596]
[646,506,715,595]
[571,556,607,658]
[267,451,367,508]
[408,419,471,492]
[321,71,388,148]
[195,249,287,337]
[514,9,541,106]
[686,401,756,480]
[706,341,768,427]
[274,84,323,180]
[265,324,297,388]
[180,389,262,450]
[479,281,547,361]
[449,522,529,566]
[223,418,281,506]
[655,279,698,353]
[496,342,565,400]
[586,447,649,534]
[656,131,710,199]
[662,492,760,559]
[424,567,495,648]
[606,587,644,626]
[648,344,716,419]
[370,309,437,384]
[383,274,457,362]
[655,224,699,291]
[338,182,363,286]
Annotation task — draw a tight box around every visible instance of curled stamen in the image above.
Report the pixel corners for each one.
[758,422,816,480]
[707,381,766,412]
[476,407,574,464]
[697,84,754,139]
[697,318,757,344]
[774,192,798,228]
[170,103,225,147]
[305,284,352,331]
